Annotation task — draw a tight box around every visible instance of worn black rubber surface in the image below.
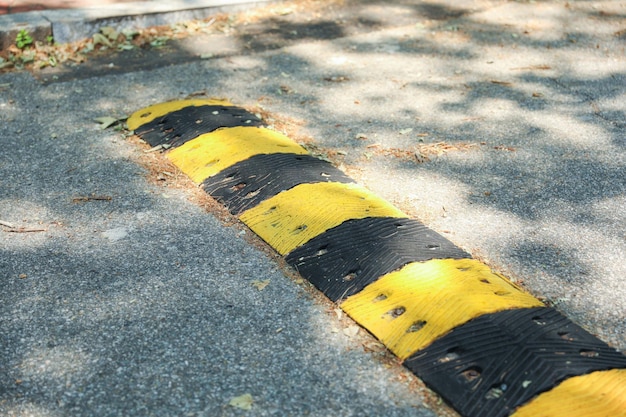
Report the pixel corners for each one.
[202,153,355,215]
[134,105,264,148]
[404,307,626,417]
[285,217,471,302]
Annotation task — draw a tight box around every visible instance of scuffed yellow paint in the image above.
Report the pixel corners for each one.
[341,258,543,359]
[511,369,626,417]
[240,182,407,255]
[127,98,232,130]
[168,127,307,183]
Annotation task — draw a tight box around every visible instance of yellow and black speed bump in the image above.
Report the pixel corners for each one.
[404,307,626,417]
[202,153,355,215]
[285,217,471,301]
[128,99,626,417]
[129,100,264,148]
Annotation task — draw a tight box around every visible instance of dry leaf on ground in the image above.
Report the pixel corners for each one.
[251,280,270,290]
[94,116,126,129]
[343,325,360,338]
[229,393,254,410]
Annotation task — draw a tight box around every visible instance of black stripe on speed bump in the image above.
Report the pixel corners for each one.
[404,307,626,417]
[285,217,471,302]
[134,105,264,148]
[202,153,355,215]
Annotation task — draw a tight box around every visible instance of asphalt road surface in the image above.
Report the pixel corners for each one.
[1,1,624,416]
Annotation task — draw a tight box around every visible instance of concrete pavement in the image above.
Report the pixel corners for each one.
[1,0,143,15]
[1,0,625,416]
[0,0,277,49]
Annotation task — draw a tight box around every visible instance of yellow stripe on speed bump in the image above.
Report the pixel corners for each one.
[341,258,544,360]
[127,98,232,130]
[239,182,408,255]
[168,127,308,184]
[511,369,626,417]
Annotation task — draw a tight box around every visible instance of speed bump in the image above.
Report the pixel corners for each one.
[127,99,263,147]
[128,99,626,417]
[240,182,407,255]
[341,259,544,359]
[203,153,355,215]
[405,307,626,417]
[168,126,307,183]
[511,369,626,417]
[286,217,471,301]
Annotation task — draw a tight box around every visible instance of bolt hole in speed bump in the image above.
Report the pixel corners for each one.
[127,99,626,417]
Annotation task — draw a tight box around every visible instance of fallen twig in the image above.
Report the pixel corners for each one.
[0,220,16,229]
[0,220,47,233]
[72,195,112,203]
[144,144,171,153]
[510,65,552,71]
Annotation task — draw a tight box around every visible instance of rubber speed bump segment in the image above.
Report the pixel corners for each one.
[167,126,309,184]
[511,369,626,417]
[286,217,472,302]
[203,153,355,215]
[127,99,263,148]
[404,307,626,417]
[129,99,626,417]
[240,182,407,255]
[341,259,544,360]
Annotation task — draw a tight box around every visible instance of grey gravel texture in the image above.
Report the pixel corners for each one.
[1,0,625,416]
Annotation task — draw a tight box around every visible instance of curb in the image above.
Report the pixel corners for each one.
[0,0,276,50]
[127,99,626,417]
